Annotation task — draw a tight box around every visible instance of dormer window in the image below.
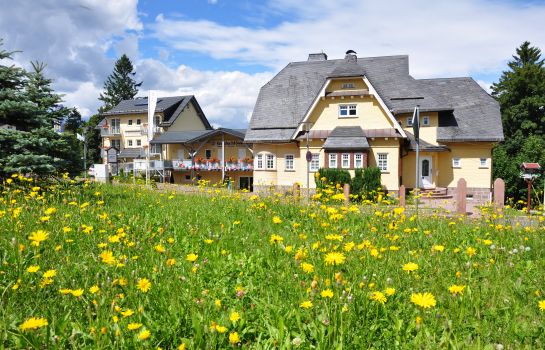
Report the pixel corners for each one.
[339,104,357,117]
[342,83,354,89]
[422,116,430,126]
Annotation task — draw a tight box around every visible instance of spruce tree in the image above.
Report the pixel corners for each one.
[98,54,142,112]
[0,41,81,177]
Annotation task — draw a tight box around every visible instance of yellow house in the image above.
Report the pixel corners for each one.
[99,95,253,189]
[245,51,504,202]
[99,95,211,162]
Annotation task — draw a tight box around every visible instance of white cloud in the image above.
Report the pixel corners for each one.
[61,82,103,117]
[0,0,141,118]
[152,0,545,78]
[136,59,273,127]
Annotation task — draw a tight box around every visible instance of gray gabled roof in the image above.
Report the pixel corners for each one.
[100,95,212,130]
[245,53,503,143]
[323,126,369,150]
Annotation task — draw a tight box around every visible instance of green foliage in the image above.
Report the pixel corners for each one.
[83,114,103,164]
[63,109,83,134]
[492,41,545,201]
[98,54,142,113]
[350,166,383,201]
[314,168,351,189]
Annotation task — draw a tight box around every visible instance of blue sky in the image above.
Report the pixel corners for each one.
[1,0,545,128]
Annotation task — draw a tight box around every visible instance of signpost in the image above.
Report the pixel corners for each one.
[412,105,420,216]
[520,162,541,213]
[146,90,158,186]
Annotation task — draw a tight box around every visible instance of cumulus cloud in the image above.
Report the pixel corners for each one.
[152,0,545,78]
[0,0,141,118]
[136,59,273,127]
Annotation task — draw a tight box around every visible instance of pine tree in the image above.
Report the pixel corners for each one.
[98,54,142,112]
[64,108,83,134]
[492,41,545,201]
[0,40,81,177]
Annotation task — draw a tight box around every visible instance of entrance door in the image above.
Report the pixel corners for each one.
[239,176,253,191]
[420,156,433,189]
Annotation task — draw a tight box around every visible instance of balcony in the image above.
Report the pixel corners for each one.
[170,159,254,171]
[140,124,163,136]
[100,127,121,137]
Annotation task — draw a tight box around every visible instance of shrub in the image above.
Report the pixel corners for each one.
[315,168,351,189]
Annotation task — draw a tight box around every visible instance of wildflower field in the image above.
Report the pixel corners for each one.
[1,176,545,349]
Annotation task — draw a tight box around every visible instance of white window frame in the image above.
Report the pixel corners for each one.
[110,139,121,150]
[341,153,350,169]
[136,139,141,146]
[285,154,294,171]
[452,158,461,168]
[256,154,264,169]
[377,153,388,172]
[422,115,430,126]
[479,158,488,168]
[329,153,337,168]
[136,119,141,125]
[266,154,275,169]
[128,140,133,147]
[339,104,357,117]
[128,119,133,126]
[310,153,320,172]
[354,153,363,168]
[406,117,413,127]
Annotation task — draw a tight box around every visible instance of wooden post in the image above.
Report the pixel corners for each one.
[456,178,467,215]
[526,179,532,213]
[493,178,505,210]
[292,183,301,200]
[343,183,350,204]
[399,185,405,207]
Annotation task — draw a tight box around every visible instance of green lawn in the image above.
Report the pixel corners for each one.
[1,175,545,349]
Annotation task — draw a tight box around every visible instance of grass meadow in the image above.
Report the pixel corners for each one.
[1,175,545,349]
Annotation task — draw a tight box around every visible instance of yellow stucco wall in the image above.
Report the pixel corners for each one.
[103,113,163,150]
[325,78,368,92]
[401,143,493,189]
[397,112,439,145]
[309,96,394,131]
[165,102,207,132]
[368,139,401,190]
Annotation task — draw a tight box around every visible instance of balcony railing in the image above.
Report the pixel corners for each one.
[140,125,162,135]
[170,160,253,171]
[100,127,121,137]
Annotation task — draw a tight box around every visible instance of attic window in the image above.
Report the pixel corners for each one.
[342,83,354,89]
[339,104,357,117]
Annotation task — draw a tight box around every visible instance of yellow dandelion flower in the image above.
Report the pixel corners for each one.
[466,247,477,257]
[539,300,545,311]
[272,216,282,224]
[27,265,40,273]
[186,253,198,262]
[121,309,134,317]
[432,245,445,252]
[324,251,346,265]
[216,325,227,333]
[166,258,176,266]
[100,250,116,265]
[137,329,151,340]
[410,292,436,309]
[70,289,84,297]
[320,289,334,298]
[229,332,240,344]
[137,278,151,293]
[385,287,396,296]
[28,230,49,246]
[269,234,283,244]
[127,323,142,330]
[448,284,466,295]
[301,262,314,274]
[229,311,240,322]
[154,244,166,253]
[402,262,418,272]
[89,285,100,294]
[300,300,313,309]
[42,269,56,278]
[19,317,48,331]
[369,291,387,304]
